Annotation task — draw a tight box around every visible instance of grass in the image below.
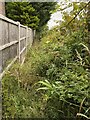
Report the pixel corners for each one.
[2,28,90,119]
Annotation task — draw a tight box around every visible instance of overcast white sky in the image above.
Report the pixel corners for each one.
[47,0,89,29]
[48,11,62,29]
[48,6,73,29]
[47,0,73,29]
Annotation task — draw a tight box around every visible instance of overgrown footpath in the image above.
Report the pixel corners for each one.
[2,27,90,119]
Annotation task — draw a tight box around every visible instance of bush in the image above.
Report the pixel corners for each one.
[2,27,90,119]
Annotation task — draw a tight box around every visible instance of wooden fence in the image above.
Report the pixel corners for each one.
[0,14,34,79]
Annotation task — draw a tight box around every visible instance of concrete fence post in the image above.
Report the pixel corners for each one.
[26,26,28,53]
[17,22,20,62]
[0,2,5,16]
[0,20,2,74]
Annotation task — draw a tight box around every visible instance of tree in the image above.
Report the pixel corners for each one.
[31,2,56,31]
[57,2,88,35]
[5,2,56,30]
[5,2,39,29]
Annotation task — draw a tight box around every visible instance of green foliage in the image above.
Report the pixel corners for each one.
[5,2,40,29]
[2,67,45,118]
[31,2,56,31]
[57,2,88,35]
[34,30,90,118]
[5,2,56,30]
[3,1,90,119]
[2,27,90,118]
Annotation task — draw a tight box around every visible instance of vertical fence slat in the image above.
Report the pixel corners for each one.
[0,51,2,74]
[17,22,20,62]
[26,27,28,53]
[0,20,2,74]
[0,18,2,116]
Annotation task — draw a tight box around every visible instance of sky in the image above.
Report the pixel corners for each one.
[47,0,89,29]
[48,6,73,29]
[48,11,62,29]
[47,0,73,29]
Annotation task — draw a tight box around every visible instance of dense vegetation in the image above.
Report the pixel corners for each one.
[5,2,56,30]
[2,1,90,119]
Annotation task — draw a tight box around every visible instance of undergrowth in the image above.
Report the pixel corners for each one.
[2,27,90,119]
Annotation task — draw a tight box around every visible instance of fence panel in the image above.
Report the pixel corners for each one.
[0,14,34,79]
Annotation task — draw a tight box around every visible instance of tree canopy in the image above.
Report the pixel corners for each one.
[5,2,56,30]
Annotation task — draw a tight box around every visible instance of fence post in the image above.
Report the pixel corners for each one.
[0,49,2,120]
[26,26,28,53]
[17,22,20,62]
[0,19,3,120]
[0,18,3,74]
